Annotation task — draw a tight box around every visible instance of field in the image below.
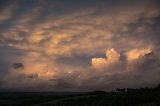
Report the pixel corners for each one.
[0,86,160,106]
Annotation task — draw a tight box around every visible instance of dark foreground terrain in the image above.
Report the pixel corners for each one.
[0,85,160,106]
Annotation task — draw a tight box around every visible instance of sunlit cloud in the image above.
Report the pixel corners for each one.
[92,48,120,70]
[126,48,152,62]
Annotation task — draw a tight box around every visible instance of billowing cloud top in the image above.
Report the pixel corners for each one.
[92,49,120,69]
[0,0,160,91]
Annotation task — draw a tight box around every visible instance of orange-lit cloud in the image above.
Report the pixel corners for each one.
[0,3,17,22]
[92,48,120,69]
[126,48,152,62]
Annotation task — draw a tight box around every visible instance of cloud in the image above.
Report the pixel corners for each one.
[88,47,160,90]
[13,63,24,69]
[0,0,159,91]
[42,48,159,90]
[92,48,120,69]
[0,3,17,22]
[126,48,152,62]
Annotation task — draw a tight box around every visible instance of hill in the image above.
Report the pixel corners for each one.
[0,85,160,106]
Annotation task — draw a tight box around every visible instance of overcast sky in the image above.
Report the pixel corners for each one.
[0,0,160,91]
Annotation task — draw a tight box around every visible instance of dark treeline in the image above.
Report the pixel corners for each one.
[0,84,160,106]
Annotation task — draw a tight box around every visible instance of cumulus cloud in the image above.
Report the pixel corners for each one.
[83,47,160,90]
[92,48,120,69]
[126,48,152,62]
[91,47,154,71]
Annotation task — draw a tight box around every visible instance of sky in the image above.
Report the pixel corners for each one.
[0,0,160,91]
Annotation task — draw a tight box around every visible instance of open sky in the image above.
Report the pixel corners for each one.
[0,0,160,91]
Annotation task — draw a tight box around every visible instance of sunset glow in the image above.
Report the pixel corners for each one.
[0,0,160,91]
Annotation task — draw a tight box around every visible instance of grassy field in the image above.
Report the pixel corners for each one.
[0,86,160,106]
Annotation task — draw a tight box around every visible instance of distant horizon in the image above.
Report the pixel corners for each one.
[0,84,159,92]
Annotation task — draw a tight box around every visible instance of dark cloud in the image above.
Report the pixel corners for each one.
[0,46,25,76]
[55,54,92,67]
[0,80,4,86]
[13,63,24,69]
[28,74,38,79]
[55,79,75,89]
